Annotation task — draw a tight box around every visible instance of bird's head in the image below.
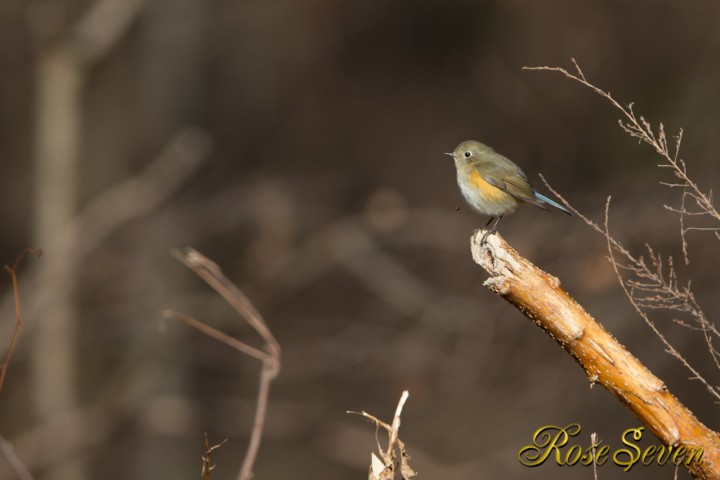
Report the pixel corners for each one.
[445,140,494,171]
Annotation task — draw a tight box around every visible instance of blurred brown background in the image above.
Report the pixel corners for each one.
[0,0,719,479]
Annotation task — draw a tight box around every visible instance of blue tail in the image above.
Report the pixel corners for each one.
[534,192,572,215]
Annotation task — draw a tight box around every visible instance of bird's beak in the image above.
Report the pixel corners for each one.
[444,152,454,158]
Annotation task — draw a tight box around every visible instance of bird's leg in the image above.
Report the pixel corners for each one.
[484,217,495,227]
[488,216,502,233]
[481,216,503,244]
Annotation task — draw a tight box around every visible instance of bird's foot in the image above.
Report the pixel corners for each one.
[472,228,494,245]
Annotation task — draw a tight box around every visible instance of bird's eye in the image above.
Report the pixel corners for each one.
[463,151,471,158]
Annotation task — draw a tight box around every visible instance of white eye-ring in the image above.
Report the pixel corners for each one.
[464,151,471,158]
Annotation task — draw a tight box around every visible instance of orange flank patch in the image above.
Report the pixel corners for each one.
[468,170,506,200]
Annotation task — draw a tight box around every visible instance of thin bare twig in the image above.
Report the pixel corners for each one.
[602,200,720,401]
[542,176,720,401]
[167,248,281,480]
[0,250,40,480]
[529,61,720,396]
[170,249,280,362]
[0,249,42,393]
[200,433,227,480]
[162,310,271,364]
[525,59,720,265]
[590,432,599,480]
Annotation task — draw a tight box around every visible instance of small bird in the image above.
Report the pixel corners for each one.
[447,140,571,243]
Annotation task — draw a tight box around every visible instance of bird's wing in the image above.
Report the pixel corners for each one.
[482,172,548,210]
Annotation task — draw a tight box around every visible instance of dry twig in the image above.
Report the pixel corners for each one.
[524,59,720,264]
[524,60,720,398]
[200,433,227,480]
[590,432,599,480]
[542,180,720,401]
[0,250,40,480]
[0,249,42,393]
[471,230,720,479]
[165,248,281,480]
[349,390,416,480]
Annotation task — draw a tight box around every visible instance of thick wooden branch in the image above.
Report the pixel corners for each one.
[471,230,720,480]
